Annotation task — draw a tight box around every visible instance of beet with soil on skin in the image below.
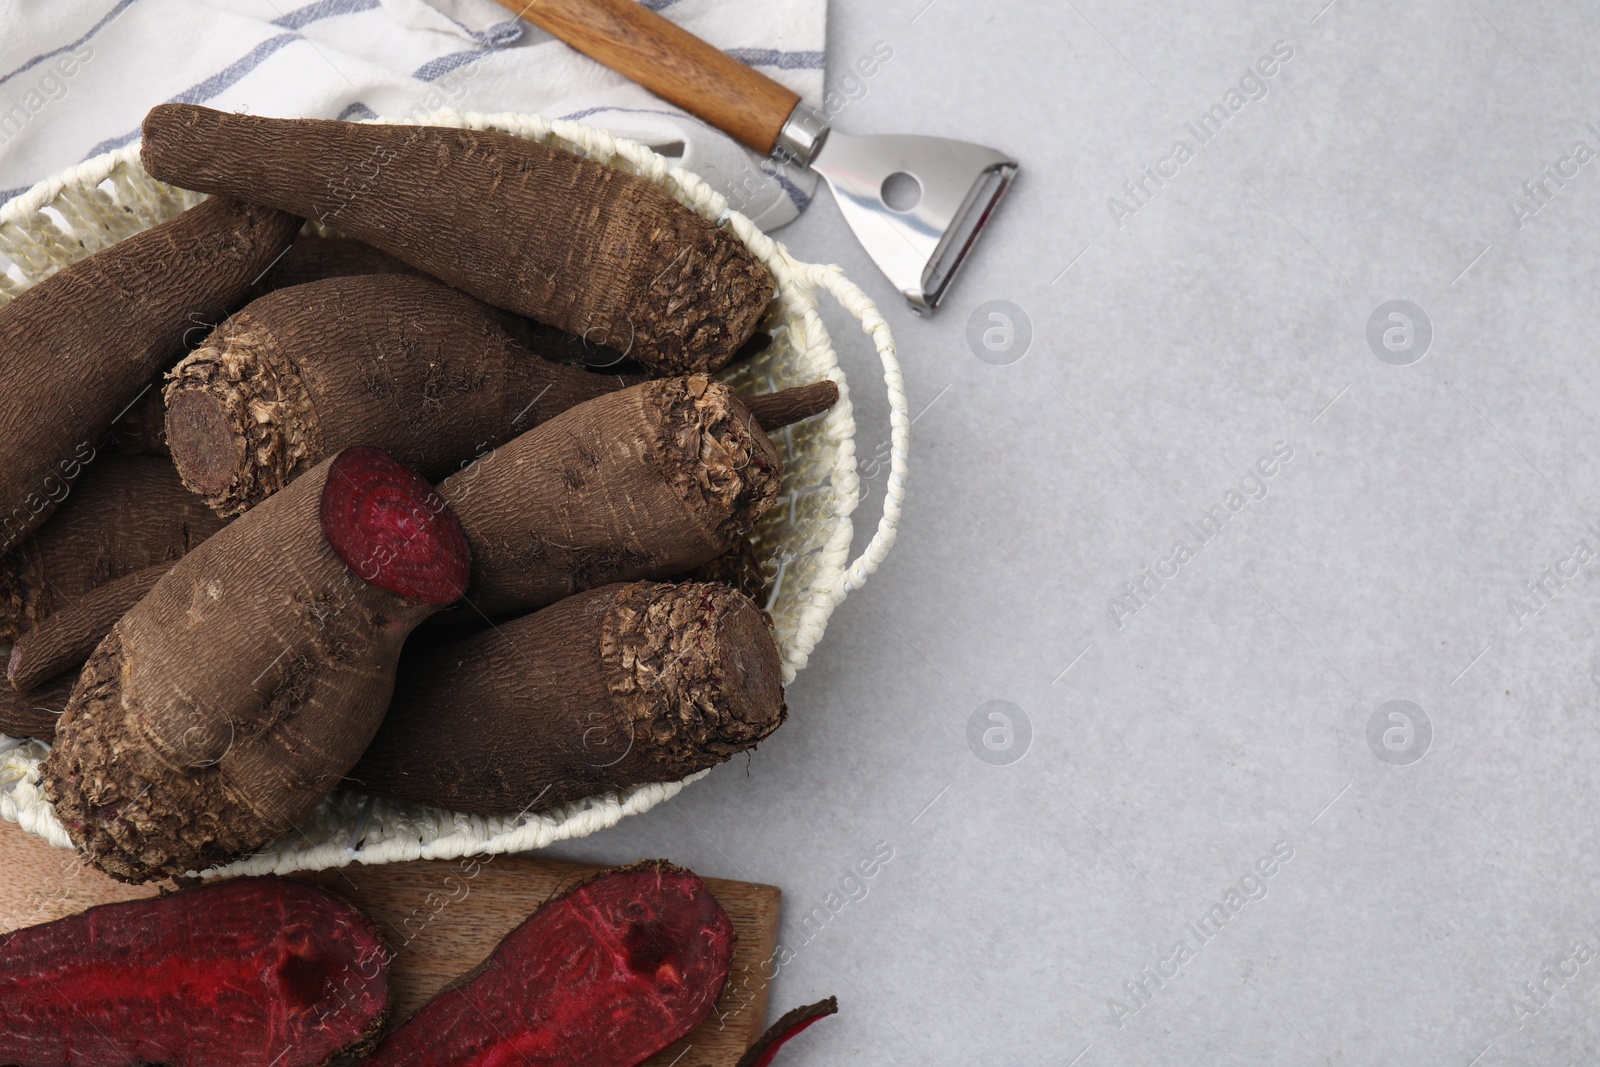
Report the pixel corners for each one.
[164,274,639,516]
[0,876,389,1067]
[363,860,733,1067]
[349,581,786,815]
[681,534,770,603]
[140,104,773,375]
[0,653,73,739]
[0,195,299,553]
[239,234,625,366]
[43,446,471,882]
[433,375,839,620]
[105,381,172,457]
[0,453,227,644]
[7,562,167,692]
[246,232,420,297]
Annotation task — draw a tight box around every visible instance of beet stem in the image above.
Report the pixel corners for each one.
[744,381,839,431]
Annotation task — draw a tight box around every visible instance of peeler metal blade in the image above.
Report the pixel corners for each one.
[800,130,1018,314]
[502,0,1019,314]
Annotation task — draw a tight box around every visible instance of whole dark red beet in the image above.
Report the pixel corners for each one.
[365,860,734,1066]
[0,876,389,1066]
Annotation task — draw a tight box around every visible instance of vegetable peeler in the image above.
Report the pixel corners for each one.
[497,0,1018,313]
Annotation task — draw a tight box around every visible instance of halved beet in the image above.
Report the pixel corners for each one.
[0,876,389,1066]
[366,860,734,1066]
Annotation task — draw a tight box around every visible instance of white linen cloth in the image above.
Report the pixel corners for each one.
[0,0,824,229]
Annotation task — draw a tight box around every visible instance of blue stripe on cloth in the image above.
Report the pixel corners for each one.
[558,104,693,124]
[337,101,377,121]
[82,127,141,158]
[639,0,684,10]
[435,12,522,46]
[723,48,825,70]
[556,105,815,213]
[0,186,28,205]
[762,163,813,212]
[168,33,301,105]
[0,0,141,90]
[272,0,380,31]
[472,18,523,45]
[411,49,487,82]
[81,14,353,159]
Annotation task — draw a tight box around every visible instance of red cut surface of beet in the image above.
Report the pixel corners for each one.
[0,876,388,1067]
[320,445,471,605]
[365,861,734,1067]
[737,997,839,1067]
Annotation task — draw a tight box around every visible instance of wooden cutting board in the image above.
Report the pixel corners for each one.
[0,821,779,1066]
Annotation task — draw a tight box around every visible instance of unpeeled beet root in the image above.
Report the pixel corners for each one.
[437,375,784,620]
[246,233,631,369]
[246,233,419,297]
[44,446,471,881]
[364,860,733,1066]
[140,104,773,375]
[106,381,172,457]
[0,652,73,739]
[0,454,227,643]
[164,274,638,516]
[0,876,389,1067]
[0,195,299,553]
[7,563,167,692]
[349,581,786,815]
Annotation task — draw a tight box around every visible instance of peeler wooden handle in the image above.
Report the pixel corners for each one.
[498,0,802,156]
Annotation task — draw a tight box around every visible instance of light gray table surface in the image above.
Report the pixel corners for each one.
[548,2,1600,1063]
[4,1,1597,1062]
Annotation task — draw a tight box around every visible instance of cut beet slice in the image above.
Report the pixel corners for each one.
[320,444,470,605]
[0,876,388,1067]
[365,860,734,1066]
[737,997,840,1067]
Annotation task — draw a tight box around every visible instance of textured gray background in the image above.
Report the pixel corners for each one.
[547,1,1600,1063]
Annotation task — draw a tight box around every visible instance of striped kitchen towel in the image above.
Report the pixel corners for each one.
[0,0,824,229]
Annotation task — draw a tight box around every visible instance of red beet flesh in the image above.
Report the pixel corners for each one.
[0,877,389,1067]
[320,445,470,605]
[365,861,734,1066]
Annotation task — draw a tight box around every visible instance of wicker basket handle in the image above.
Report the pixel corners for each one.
[790,263,909,600]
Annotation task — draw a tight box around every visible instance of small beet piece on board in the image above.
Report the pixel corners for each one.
[139,104,773,375]
[0,876,389,1067]
[0,453,227,643]
[737,997,840,1067]
[164,274,639,516]
[43,446,471,882]
[437,375,784,619]
[0,195,299,553]
[365,860,733,1066]
[349,581,786,815]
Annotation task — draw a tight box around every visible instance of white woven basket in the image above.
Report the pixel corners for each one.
[0,109,907,878]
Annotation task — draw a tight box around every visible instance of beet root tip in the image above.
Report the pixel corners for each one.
[737,997,840,1067]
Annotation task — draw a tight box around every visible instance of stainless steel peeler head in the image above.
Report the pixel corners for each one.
[792,127,1018,314]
